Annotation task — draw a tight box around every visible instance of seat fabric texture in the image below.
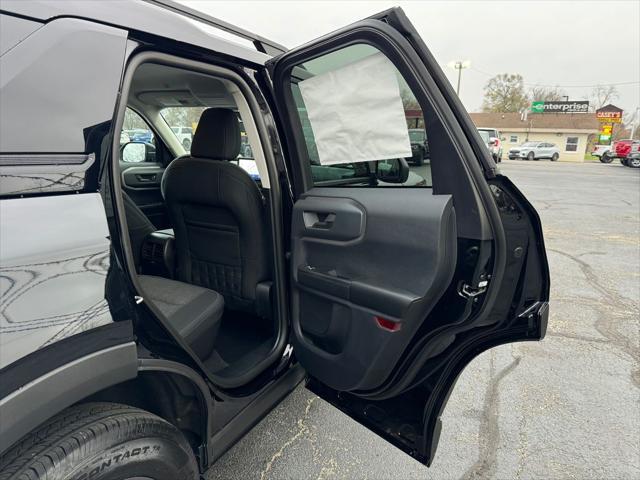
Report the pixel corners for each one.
[161,108,269,313]
[138,274,224,359]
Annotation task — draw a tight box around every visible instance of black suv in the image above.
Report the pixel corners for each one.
[0,2,549,478]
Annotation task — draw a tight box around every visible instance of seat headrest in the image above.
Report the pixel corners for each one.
[191,108,241,160]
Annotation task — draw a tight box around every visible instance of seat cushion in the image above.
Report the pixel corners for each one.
[138,275,224,358]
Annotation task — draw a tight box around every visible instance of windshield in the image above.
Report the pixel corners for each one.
[521,142,538,147]
[409,130,425,142]
[477,130,491,142]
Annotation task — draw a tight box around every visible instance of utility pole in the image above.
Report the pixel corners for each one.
[448,60,470,96]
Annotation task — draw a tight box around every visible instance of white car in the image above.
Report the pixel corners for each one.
[171,126,193,150]
[591,145,612,163]
[477,128,503,162]
[509,141,560,161]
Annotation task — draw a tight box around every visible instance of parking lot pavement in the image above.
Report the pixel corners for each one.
[208,161,640,480]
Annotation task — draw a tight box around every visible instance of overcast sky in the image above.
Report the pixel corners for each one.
[181,0,640,116]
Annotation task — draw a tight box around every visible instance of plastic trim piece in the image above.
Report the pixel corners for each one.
[0,341,138,454]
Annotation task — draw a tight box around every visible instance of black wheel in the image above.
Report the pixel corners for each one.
[600,153,613,163]
[527,151,535,161]
[627,156,640,168]
[414,156,424,166]
[0,403,199,480]
[182,138,192,150]
[620,158,626,165]
[551,153,559,162]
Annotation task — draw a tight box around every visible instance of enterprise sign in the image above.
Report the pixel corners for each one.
[531,100,589,114]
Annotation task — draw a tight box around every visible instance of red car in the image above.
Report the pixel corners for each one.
[611,139,640,165]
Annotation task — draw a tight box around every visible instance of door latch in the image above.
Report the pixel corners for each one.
[458,279,489,299]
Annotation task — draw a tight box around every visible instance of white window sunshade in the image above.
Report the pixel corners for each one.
[298,52,412,166]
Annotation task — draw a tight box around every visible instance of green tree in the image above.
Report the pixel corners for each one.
[482,74,529,113]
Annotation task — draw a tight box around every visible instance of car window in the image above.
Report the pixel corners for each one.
[121,109,157,163]
[160,106,259,180]
[478,130,491,142]
[288,44,431,187]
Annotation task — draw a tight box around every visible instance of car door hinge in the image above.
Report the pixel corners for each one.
[458,279,489,299]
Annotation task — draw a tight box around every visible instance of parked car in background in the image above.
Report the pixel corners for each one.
[624,152,640,168]
[591,144,613,163]
[406,128,429,165]
[610,139,640,165]
[126,128,154,144]
[509,141,560,161]
[477,127,502,162]
[171,126,193,150]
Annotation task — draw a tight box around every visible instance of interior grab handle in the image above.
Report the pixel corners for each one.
[303,211,336,230]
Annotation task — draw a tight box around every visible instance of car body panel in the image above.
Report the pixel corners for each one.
[612,139,640,158]
[0,0,270,66]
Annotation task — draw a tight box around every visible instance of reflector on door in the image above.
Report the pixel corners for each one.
[298,52,411,166]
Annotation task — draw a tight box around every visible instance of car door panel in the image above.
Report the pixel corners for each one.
[266,6,549,466]
[292,188,457,392]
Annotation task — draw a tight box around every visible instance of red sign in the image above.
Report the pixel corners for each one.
[596,109,622,123]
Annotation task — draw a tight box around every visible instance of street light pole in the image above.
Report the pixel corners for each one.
[448,60,471,96]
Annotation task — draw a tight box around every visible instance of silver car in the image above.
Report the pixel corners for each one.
[509,141,560,161]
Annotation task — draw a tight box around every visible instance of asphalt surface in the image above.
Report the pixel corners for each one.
[208,160,640,480]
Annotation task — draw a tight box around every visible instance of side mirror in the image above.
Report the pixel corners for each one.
[121,141,155,163]
[375,158,410,184]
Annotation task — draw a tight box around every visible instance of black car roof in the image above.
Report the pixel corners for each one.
[1,0,284,65]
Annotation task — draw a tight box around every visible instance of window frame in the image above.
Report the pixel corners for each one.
[509,135,518,144]
[565,136,579,152]
[280,44,433,189]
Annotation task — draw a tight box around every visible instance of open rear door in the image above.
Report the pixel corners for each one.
[266,7,549,465]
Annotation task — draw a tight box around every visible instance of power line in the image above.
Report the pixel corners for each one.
[468,66,640,88]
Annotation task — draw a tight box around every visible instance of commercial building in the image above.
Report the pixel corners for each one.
[469,112,599,162]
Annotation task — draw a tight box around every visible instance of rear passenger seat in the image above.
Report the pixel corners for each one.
[138,275,224,359]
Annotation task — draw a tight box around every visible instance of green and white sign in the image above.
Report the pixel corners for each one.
[531,101,545,113]
[530,100,589,114]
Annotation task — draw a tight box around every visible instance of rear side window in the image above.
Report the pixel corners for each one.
[288,44,431,188]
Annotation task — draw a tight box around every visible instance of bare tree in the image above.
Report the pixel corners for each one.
[590,85,619,110]
[529,86,567,102]
[482,74,529,113]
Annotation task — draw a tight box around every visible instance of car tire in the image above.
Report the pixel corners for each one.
[551,153,559,162]
[527,151,535,161]
[600,153,613,163]
[620,158,626,165]
[627,157,640,168]
[415,156,424,166]
[183,138,192,150]
[0,402,199,480]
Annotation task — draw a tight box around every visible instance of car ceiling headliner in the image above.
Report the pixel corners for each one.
[129,63,236,109]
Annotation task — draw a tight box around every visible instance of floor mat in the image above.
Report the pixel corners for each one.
[203,311,273,379]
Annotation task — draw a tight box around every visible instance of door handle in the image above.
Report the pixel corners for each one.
[303,211,336,230]
[135,173,157,182]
